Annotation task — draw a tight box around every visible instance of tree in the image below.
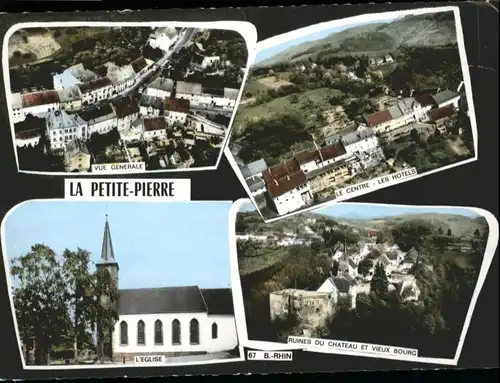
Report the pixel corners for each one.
[370,262,389,297]
[331,260,339,276]
[358,258,373,277]
[474,229,480,238]
[61,249,95,361]
[91,269,119,363]
[438,227,443,235]
[447,228,452,236]
[11,244,69,365]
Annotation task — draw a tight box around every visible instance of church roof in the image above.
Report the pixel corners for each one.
[118,286,207,315]
[200,288,234,316]
[98,216,117,265]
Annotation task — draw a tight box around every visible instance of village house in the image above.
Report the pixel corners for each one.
[148,27,176,52]
[293,142,348,176]
[223,88,240,108]
[339,124,381,157]
[199,55,220,69]
[78,77,114,106]
[428,106,456,134]
[246,176,267,197]
[64,138,91,172]
[78,103,117,137]
[385,54,394,64]
[187,115,226,137]
[336,252,358,279]
[241,158,268,180]
[364,97,427,134]
[53,63,98,90]
[112,96,140,131]
[385,244,406,268]
[236,234,269,242]
[57,86,83,112]
[432,89,461,109]
[11,90,61,123]
[317,275,357,310]
[142,116,168,141]
[306,159,352,194]
[119,118,144,144]
[139,94,164,117]
[131,56,150,77]
[175,81,204,105]
[164,98,190,126]
[263,159,313,216]
[46,109,88,151]
[14,114,45,148]
[145,77,175,99]
[106,63,137,94]
[400,247,419,271]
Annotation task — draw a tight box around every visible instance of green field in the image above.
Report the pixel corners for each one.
[239,248,290,276]
[235,87,343,127]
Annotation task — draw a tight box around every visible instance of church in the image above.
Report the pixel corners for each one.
[96,216,239,361]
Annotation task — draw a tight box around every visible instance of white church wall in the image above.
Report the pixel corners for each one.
[204,315,238,353]
[113,311,237,355]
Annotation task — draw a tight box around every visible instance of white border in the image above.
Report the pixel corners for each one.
[0,200,245,370]
[3,21,257,176]
[224,6,480,223]
[229,198,499,365]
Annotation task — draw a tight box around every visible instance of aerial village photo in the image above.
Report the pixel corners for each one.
[234,200,492,362]
[228,9,477,220]
[6,24,249,173]
[3,201,242,367]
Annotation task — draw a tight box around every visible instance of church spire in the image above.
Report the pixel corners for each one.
[98,214,116,264]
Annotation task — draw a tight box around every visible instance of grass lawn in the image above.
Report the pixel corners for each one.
[235,87,343,127]
[239,248,291,276]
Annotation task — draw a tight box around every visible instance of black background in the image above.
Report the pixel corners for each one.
[0,2,497,379]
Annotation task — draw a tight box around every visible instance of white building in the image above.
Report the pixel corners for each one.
[94,216,238,360]
[148,27,176,52]
[236,234,268,242]
[340,125,380,156]
[264,163,313,216]
[79,103,117,137]
[57,86,82,112]
[139,94,164,117]
[200,56,220,69]
[46,109,88,151]
[106,63,137,94]
[11,90,61,123]
[175,81,206,106]
[113,96,140,132]
[64,138,91,172]
[385,54,394,64]
[142,116,168,141]
[223,88,239,108]
[240,158,268,180]
[365,97,428,134]
[53,63,98,90]
[145,77,174,100]
[432,90,461,109]
[187,115,226,137]
[120,118,144,144]
[317,276,357,310]
[77,77,114,106]
[164,98,190,126]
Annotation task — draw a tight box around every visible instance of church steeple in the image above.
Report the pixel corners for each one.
[98,214,117,266]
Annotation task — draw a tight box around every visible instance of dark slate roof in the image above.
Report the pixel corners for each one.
[98,218,117,265]
[241,158,268,179]
[200,288,234,315]
[432,90,460,105]
[118,286,208,315]
[331,277,353,293]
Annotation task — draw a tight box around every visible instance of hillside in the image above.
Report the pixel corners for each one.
[237,210,488,239]
[256,12,457,68]
[337,213,488,239]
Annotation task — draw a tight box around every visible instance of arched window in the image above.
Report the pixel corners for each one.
[190,318,199,345]
[211,322,218,339]
[120,321,128,345]
[172,319,181,345]
[154,320,163,345]
[137,320,145,345]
